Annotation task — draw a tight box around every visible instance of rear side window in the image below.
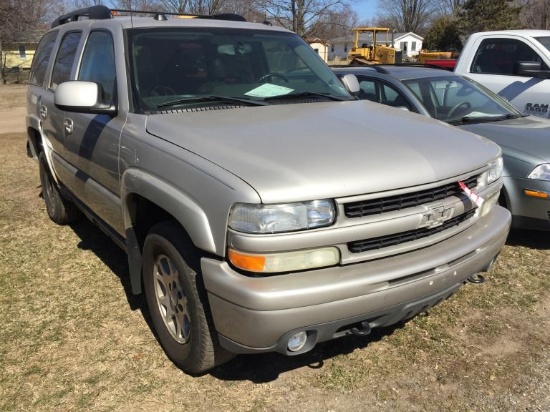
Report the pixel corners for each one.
[50,31,82,89]
[29,31,58,86]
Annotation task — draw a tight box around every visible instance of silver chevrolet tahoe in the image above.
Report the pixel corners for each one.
[26,6,511,374]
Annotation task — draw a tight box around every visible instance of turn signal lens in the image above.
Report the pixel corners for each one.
[524,189,549,200]
[228,247,340,273]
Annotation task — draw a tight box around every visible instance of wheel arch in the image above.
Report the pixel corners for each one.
[121,169,217,295]
[498,183,511,211]
[27,127,42,159]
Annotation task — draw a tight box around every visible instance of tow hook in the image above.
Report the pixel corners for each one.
[467,273,486,284]
[351,321,372,336]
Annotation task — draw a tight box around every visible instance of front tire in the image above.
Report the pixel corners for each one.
[38,152,79,225]
[142,222,233,374]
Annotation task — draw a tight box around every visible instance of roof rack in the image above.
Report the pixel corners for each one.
[51,5,245,28]
[52,5,112,28]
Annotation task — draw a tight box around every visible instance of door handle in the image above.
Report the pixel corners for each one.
[39,105,47,119]
[64,118,73,135]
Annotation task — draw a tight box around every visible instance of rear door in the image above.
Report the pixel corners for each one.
[40,30,83,179]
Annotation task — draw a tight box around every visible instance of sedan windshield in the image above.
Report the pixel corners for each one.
[403,76,521,123]
[128,27,351,112]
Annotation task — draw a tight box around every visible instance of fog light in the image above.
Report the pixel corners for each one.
[287,331,307,352]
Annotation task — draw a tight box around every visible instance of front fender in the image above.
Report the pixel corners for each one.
[121,168,216,253]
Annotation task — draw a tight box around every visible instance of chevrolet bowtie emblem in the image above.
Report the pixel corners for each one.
[420,205,454,229]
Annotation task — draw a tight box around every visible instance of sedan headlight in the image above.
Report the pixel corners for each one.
[527,164,550,181]
[487,157,504,184]
[229,200,335,234]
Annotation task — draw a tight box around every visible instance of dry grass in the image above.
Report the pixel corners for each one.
[0,85,27,111]
[0,84,549,411]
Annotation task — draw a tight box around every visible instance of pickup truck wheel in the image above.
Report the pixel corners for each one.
[38,152,80,225]
[142,222,233,374]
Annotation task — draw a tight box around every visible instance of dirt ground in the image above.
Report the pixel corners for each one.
[0,84,549,411]
[0,85,26,133]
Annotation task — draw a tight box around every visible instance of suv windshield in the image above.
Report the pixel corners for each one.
[128,28,351,112]
[402,75,520,122]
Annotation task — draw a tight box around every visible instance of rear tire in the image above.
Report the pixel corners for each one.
[142,221,234,374]
[38,152,80,225]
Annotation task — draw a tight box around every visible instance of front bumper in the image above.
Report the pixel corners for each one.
[201,206,511,354]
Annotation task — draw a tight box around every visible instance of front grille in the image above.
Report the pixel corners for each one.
[344,175,479,218]
[348,209,476,253]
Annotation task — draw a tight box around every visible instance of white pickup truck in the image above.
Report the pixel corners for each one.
[454,30,550,119]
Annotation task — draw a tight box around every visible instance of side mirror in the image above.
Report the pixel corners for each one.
[340,73,360,96]
[54,81,117,115]
[513,61,550,79]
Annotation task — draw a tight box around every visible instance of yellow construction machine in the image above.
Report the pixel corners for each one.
[347,27,401,65]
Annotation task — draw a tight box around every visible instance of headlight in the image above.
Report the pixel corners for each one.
[487,157,504,184]
[527,164,550,181]
[228,247,340,273]
[229,200,335,234]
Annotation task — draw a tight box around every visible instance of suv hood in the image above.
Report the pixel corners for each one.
[146,101,500,203]
[459,116,550,163]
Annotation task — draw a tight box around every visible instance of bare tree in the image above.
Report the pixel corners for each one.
[434,0,464,17]
[307,4,359,39]
[377,0,434,33]
[518,0,550,29]
[69,0,105,8]
[255,0,352,37]
[0,0,64,82]
[111,0,161,11]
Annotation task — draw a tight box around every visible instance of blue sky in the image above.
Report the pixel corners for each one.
[352,0,379,22]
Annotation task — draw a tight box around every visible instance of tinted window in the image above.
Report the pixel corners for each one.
[471,38,549,75]
[29,31,58,86]
[357,77,412,110]
[50,31,82,89]
[79,31,116,102]
[535,36,550,53]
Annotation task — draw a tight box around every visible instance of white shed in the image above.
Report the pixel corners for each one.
[394,32,424,59]
[307,39,330,63]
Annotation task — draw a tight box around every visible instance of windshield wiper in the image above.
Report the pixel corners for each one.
[448,113,522,125]
[157,95,268,109]
[263,91,349,102]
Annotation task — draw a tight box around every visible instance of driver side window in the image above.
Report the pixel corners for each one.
[472,38,549,75]
[79,31,116,102]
